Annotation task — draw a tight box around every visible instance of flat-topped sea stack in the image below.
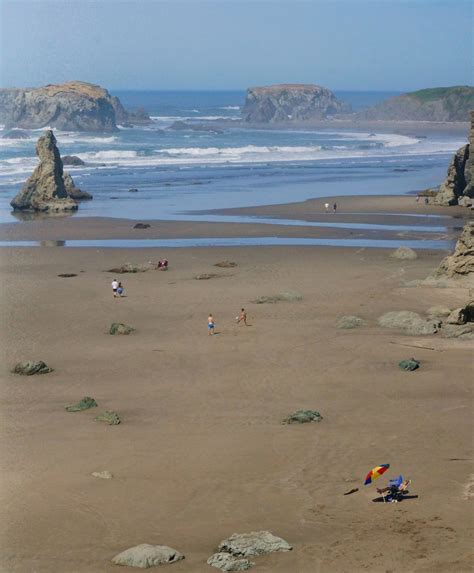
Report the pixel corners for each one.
[433,110,473,205]
[0,81,150,132]
[358,86,474,122]
[242,84,350,123]
[10,130,86,212]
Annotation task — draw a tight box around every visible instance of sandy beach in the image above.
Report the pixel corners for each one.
[0,193,472,572]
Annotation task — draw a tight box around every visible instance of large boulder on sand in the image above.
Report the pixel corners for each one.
[218,531,292,557]
[282,410,323,424]
[336,315,366,329]
[12,360,53,375]
[207,552,254,571]
[95,411,121,425]
[378,311,440,335]
[111,544,184,568]
[65,396,98,412]
[109,322,135,335]
[390,247,418,260]
[10,130,78,212]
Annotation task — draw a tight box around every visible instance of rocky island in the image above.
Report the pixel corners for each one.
[10,130,91,212]
[357,86,474,122]
[0,81,150,132]
[241,84,350,123]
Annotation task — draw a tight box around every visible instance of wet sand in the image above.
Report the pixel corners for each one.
[0,196,473,572]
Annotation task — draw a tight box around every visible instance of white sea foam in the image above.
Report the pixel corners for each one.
[219,106,240,110]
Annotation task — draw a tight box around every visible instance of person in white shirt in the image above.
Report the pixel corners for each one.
[111,279,119,298]
[324,202,329,213]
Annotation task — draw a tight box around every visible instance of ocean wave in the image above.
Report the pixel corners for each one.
[150,115,239,122]
[219,106,240,110]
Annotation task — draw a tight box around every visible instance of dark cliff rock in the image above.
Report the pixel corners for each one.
[242,84,350,123]
[434,110,473,205]
[62,155,85,166]
[436,221,474,278]
[10,130,93,211]
[0,81,151,132]
[357,86,474,122]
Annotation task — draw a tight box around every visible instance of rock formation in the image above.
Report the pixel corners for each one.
[433,111,473,205]
[95,411,121,425]
[217,531,292,557]
[242,84,350,123]
[282,410,323,424]
[12,361,53,375]
[63,172,92,201]
[0,81,151,131]
[435,222,474,278]
[111,544,184,567]
[65,397,98,412]
[377,311,440,335]
[62,155,85,166]
[357,86,474,122]
[10,131,79,212]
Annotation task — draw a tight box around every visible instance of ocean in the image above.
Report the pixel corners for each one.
[0,90,467,226]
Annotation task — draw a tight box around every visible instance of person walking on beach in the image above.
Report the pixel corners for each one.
[208,314,215,336]
[333,202,337,213]
[324,202,330,213]
[117,282,124,297]
[111,279,119,298]
[236,308,248,326]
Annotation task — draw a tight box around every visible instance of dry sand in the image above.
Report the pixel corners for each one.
[0,197,473,572]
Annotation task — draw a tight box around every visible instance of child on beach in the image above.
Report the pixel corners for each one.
[208,314,215,335]
[117,282,124,297]
[236,308,248,326]
[111,279,118,298]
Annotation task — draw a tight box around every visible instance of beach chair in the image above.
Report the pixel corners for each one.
[376,476,411,503]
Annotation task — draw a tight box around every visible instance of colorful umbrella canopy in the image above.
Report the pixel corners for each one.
[364,464,390,485]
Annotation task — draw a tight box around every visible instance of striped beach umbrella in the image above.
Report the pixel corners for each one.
[364,464,390,485]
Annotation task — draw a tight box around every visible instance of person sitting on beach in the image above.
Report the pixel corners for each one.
[236,308,248,326]
[208,314,215,336]
[117,282,124,297]
[111,279,119,298]
[158,258,168,270]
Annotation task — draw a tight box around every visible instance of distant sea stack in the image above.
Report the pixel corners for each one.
[0,81,150,132]
[433,110,474,206]
[242,84,350,123]
[358,86,474,122]
[10,130,91,212]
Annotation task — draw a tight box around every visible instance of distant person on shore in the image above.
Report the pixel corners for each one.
[208,314,215,336]
[236,308,248,326]
[111,279,119,298]
[333,202,337,213]
[117,282,124,297]
[424,197,429,205]
[158,258,168,270]
[324,202,330,213]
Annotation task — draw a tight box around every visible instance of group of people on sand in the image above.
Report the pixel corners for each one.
[208,308,247,336]
[111,279,124,298]
[324,202,337,213]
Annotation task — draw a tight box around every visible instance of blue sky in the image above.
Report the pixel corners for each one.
[0,0,472,91]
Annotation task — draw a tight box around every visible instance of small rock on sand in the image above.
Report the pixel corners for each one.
[214,260,237,268]
[109,323,135,335]
[378,311,440,335]
[92,471,113,479]
[112,544,184,568]
[57,273,78,278]
[218,531,292,557]
[65,396,98,412]
[336,315,366,329]
[282,410,323,424]
[253,291,302,304]
[133,223,151,229]
[398,358,420,371]
[390,247,418,260]
[12,361,53,375]
[207,552,254,571]
[194,273,218,280]
[427,305,451,318]
[95,411,121,425]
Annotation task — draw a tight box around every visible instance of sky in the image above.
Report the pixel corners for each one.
[0,0,472,91]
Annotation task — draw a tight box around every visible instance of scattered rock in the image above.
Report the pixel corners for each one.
[108,262,159,273]
[207,552,254,571]
[111,544,184,568]
[10,130,78,213]
[390,247,418,260]
[398,358,420,371]
[65,396,98,412]
[445,307,468,325]
[195,273,218,280]
[282,410,323,424]
[336,315,366,329]
[12,360,53,375]
[378,311,440,335]
[109,323,135,335]
[218,531,292,557]
[426,305,451,318]
[58,273,77,278]
[253,291,302,304]
[133,223,150,229]
[129,188,139,193]
[62,155,85,166]
[440,323,474,339]
[95,411,121,425]
[92,471,113,479]
[214,260,237,268]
